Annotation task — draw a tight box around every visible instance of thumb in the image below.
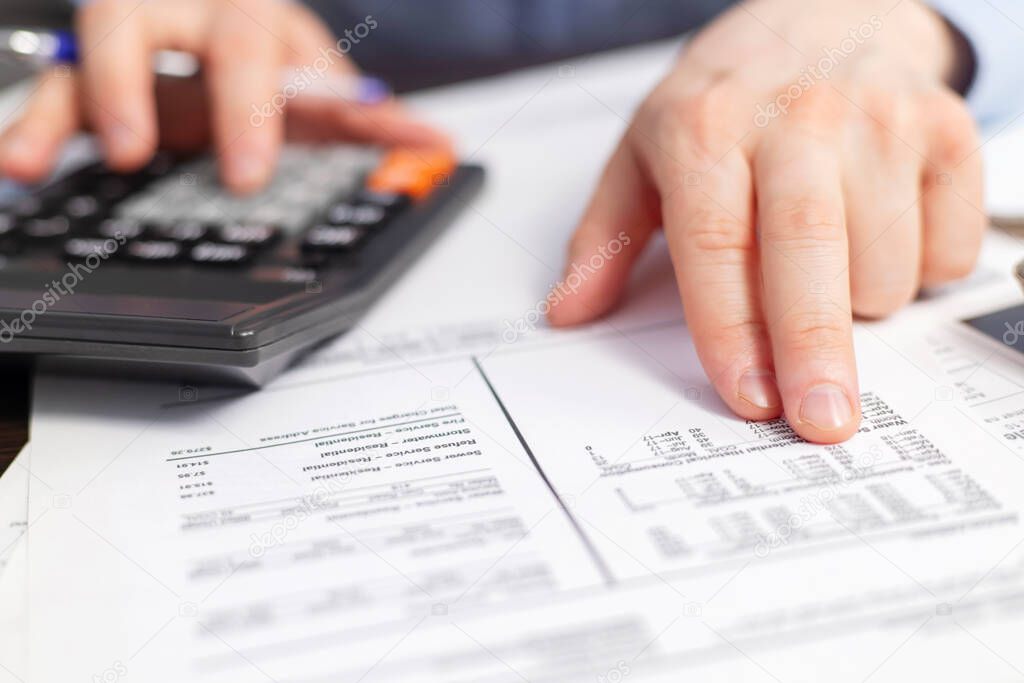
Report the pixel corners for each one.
[547,141,660,326]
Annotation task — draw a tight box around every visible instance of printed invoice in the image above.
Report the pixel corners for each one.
[24,310,1024,682]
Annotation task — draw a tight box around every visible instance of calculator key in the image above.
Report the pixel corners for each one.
[96,218,145,240]
[65,194,104,220]
[366,148,456,199]
[124,239,182,262]
[151,221,208,242]
[303,224,366,251]
[216,223,280,247]
[64,237,115,260]
[355,189,411,213]
[21,216,70,240]
[325,202,386,227]
[189,242,250,265]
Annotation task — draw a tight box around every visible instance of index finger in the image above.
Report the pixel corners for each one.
[755,121,860,443]
[206,0,286,193]
[662,151,782,421]
[76,0,158,170]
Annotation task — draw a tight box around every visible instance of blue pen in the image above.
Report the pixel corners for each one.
[0,26,392,104]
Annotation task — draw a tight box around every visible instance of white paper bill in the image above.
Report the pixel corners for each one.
[25,310,1024,682]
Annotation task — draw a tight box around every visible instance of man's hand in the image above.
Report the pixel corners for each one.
[0,0,447,193]
[550,0,983,443]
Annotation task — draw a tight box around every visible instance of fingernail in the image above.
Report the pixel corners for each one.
[227,151,267,189]
[799,384,853,431]
[738,370,780,409]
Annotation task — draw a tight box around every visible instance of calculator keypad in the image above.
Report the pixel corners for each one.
[0,144,458,281]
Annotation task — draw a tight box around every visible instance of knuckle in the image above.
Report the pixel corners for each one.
[786,86,843,126]
[713,318,769,349]
[780,311,850,358]
[859,89,917,154]
[651,101,697,150]
[861,88,913,127]
[684,210,755,256]
[698,317,772,371]
[763,198,845,244]
[650,85,738,160]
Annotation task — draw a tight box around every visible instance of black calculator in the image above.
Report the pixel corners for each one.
[0,145,484,384]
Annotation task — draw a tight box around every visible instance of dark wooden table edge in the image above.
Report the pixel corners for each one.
[0,366,30,475]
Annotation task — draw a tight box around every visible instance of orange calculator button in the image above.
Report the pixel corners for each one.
[366,148,456,199]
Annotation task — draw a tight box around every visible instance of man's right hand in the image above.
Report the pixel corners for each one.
[0,0,448,193]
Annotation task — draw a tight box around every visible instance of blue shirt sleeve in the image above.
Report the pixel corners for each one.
[927,0,1024,127]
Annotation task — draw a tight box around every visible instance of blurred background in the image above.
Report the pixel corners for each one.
[0,0,726,91]
[0,0,70,87]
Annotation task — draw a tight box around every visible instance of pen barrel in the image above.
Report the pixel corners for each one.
[53,30,79,63]
[0,28,70,64]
